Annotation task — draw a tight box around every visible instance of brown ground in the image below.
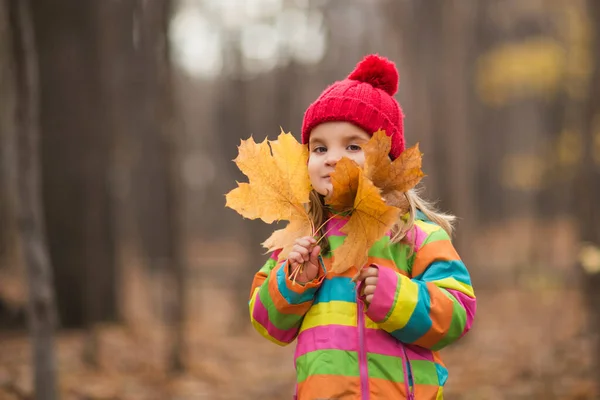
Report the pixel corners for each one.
[0,286,597,400]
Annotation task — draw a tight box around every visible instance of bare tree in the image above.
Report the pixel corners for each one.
[0,1,17,272]
[8,0,59,398]
[30,0,118,330]
[578,0,600,386]
[159,0,187,373]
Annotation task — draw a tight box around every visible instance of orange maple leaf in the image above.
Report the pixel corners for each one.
[363,129,425,211]
[225,131,313,259]
[325,157,400,273]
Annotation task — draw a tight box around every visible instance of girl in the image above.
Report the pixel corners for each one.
[248,54,476,400]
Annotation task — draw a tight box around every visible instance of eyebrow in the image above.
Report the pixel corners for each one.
[345,135,369,142]
[310,135,368,145]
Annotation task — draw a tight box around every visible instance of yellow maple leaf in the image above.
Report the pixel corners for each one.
[326,156,360,213]
[262,218,313,261]
[363,129,425,210]
[325,157,400,273]
[225,131,313,258]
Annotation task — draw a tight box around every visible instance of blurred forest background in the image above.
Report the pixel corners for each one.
[1,0,600,399]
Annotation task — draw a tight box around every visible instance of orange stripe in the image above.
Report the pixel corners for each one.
[369,377,407,399]
[413,384,443,400]
[414,282,454,348]
[296,375,441,399]
[282,260,325,294]
[432,350,445,365]
[412,240,461,277]
[268,265,313,315]
[321,257,358,279]
[297,374,360,399]
[249,271,267,300]
[320,256,410,279]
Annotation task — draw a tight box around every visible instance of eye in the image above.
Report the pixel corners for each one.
[347,144,362,151]
[312,146,326,153]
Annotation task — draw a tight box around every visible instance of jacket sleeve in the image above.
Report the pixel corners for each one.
[249,249,327,346]
[365,221,476,351]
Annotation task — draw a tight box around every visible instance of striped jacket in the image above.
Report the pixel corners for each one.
[249,211,476,399]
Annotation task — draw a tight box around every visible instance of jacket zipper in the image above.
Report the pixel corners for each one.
[357,295,369,400]
[401,344,415,400]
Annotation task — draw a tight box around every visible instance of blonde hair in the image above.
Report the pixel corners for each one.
[307,187,455,255]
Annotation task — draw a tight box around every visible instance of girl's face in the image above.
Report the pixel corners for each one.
[308,121,371,196]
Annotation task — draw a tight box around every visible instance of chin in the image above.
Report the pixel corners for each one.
[321,185,332,197]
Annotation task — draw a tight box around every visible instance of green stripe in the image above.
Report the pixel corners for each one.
[383,273,402,323]
[327,235,345,252]
[367,353,406,382]
[367,235,391,258]
[258,257,277,275]
[389,241,412,274]
[423,228,449,244]
[296,350,358,382]
[259,274,303,331]
[328,234,394,257]
[432,290,467,351]
[410,360,439,385]
[296,349,441,385]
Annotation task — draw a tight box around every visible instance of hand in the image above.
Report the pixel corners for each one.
[288,236,321,284]
[357,266,379,305]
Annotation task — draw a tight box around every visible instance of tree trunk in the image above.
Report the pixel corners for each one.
[159,0,187,373]
[30,0,117,329]
[9,0,59,398]
[0,0,18,274]
[579,0,600,387]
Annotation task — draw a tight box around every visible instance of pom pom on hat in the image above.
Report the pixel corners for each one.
[348,54,399,96]
[301,54,405,159]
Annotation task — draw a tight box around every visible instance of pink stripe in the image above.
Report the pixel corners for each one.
[405,224,428,251]
[269,249,282,261]
[365,265,399,322]
[295,324,358,358]
[404,343,435,361]
[252,293,298,343]
[296,324,434,360]
[447,289,476,336]
[325,217,348,237]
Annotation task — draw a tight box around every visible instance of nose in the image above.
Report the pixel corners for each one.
[325,150,342,167]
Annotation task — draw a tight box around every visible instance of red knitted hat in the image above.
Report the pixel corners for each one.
[302,54,405,159]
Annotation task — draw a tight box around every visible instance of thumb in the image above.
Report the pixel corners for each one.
[309,245,321,267]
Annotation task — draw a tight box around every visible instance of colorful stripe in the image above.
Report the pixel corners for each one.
[249,252,326,346]
[249,212,476,399]
[250,288,298,344]
[299,300,379,331]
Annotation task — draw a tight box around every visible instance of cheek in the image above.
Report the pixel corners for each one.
[307,157,319,177]
[350,152,366,168]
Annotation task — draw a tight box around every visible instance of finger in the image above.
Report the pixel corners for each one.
[304,236,317,244]
[366,294,373,304]
[361,267,378,280]
[309,245,321,263]
[356,267,376,281]
[290,251,305,266]
[289,254,301,267]
[363,285,375,296]
[364,276,378,286]
[295,237,313,249]
[293,245,310,261]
